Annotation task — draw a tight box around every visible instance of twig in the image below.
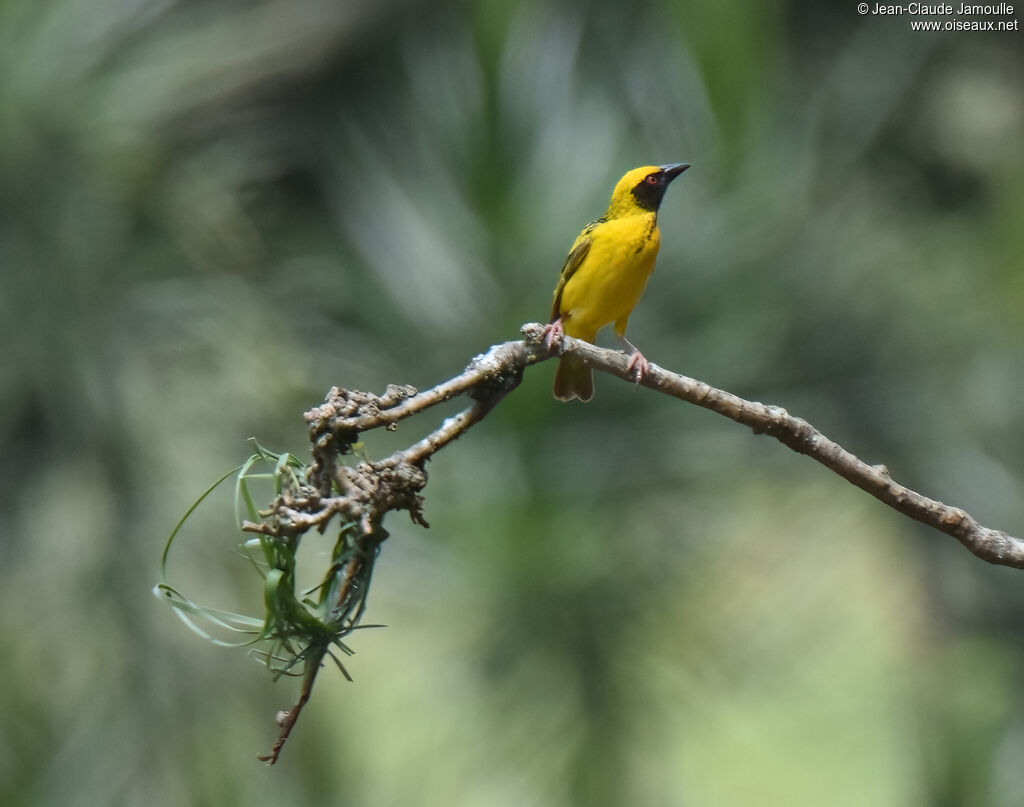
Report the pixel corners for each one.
[257,652,323,765]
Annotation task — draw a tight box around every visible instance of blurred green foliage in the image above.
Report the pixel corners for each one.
[2,0,1023,804]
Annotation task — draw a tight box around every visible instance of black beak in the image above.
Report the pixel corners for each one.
[659,163,690,182]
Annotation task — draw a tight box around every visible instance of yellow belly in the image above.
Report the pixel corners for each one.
[558,215,660,341]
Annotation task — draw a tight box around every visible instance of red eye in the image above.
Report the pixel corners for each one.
[645,174,659,185]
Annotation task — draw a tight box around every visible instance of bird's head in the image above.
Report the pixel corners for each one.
[608,163,690,216]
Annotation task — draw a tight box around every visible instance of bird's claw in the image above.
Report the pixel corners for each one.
[625,349,650,384]
[541,319,565,354]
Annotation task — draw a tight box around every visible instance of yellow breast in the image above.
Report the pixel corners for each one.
[557,214,660,340]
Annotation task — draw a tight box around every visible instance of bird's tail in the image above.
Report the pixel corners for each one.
[553,356,593,402]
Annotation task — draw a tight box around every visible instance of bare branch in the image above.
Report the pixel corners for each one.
[312,323,1023,568]
[303,322,1024,570]
[515,323,1024,570]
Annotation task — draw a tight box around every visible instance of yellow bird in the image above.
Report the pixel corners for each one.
[543,163,689,401]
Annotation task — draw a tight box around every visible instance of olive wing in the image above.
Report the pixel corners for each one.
[549,232,594,322]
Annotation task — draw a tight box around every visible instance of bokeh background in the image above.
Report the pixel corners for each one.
[3,0,1023,804]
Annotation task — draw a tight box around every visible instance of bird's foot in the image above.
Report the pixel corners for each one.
[625,349,650,384]
[541,319,565,353]
[619,336,649,384]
